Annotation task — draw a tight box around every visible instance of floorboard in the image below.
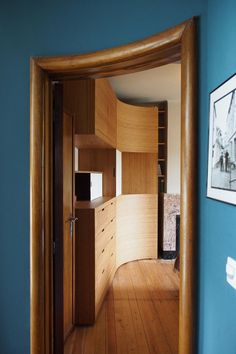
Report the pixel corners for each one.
[64,260,179,354]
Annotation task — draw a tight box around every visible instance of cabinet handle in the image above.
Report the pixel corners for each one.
[102,269,105,274]
[111,236,113,240]
[111,219,113,222]
[102,249,105,254]
[102,228,105,232]
[111,202,113,205]
[102,208,105,211]
[111,253,114,257]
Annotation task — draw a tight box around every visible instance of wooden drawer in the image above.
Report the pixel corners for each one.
[96,236,115,276]
[95,251,116,315]
[95,199,116,233]
[95,218,115,259]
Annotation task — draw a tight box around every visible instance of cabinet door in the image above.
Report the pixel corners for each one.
[117,100,158,153]
[95,79,117,148]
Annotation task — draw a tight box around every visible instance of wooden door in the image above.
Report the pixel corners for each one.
[53,84,74,354]
[63,112,74,341]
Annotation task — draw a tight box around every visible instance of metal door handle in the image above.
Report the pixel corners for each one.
[66,216,78,239]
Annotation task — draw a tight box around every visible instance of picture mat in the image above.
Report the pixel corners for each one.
[207,74,236,204]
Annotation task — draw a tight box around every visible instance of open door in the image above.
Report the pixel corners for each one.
[53,83,75,353]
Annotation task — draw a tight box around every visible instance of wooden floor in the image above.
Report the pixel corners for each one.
[65,260,179,354]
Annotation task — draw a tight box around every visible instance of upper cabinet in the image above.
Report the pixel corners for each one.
[117,100,158,153]
[63,79,117,149]
[95,79,117,148]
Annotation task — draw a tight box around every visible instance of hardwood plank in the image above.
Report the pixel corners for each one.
[154,300,179,354]
[106,288,117,354]
[65,260,179,354]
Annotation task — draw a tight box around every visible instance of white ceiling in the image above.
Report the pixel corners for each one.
[108,63,181,103]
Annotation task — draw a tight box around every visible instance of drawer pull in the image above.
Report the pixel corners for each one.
[111,235,114,240]
[111,202,113,205]
[111,219,113,222]
[102,208,105,211]
[102,269,105,274]
[102,228,105,232]
[102,249,105,254]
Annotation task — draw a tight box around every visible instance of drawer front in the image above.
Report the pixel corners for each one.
[95,200,116,233]
[95,250,116,311]
[95,219,115,259]
[96,236,115,276]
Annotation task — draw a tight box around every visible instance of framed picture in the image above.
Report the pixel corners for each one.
[207,73,236,204]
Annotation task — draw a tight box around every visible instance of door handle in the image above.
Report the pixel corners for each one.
[66,216,78,239]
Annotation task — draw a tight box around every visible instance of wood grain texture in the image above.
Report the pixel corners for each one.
[63,113,74,340]
[74,198,116,325]
[75,134,113,149]
[44,74,54,354]
[31,17,197,354]
[122,152,158,194]
[63,80,95,134]
[95,79,117,148]
[64,260,179,354]
[35,21,187,76]
[30,59,45,354]
[117,100,158,153]
[79,149,116,197]
[64,78,116,148]
[116,195,158,268]
[179,19,197,354]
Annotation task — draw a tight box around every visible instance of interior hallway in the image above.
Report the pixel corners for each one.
[65,260,179,354]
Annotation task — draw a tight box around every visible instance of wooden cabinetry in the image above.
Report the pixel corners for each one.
[63,79,117,149]
[117,100,158,153]
[78,149,116,197]
[74,197,116,325]
[116,194,157,268]
[122,152,158,194]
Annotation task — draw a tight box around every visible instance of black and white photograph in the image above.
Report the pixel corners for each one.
[207,73,236,204]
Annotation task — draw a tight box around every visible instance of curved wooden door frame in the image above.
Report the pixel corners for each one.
[30,18,197,354]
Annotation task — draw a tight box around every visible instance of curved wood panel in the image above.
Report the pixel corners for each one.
[122,152,158,194]
[117,100,158,152]
[116,194,157,268]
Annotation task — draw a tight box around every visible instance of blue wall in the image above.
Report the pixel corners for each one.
[0,1,235,353]
[198,1,236,353]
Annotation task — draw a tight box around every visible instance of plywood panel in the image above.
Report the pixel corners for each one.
[122,152,157,194]
[63,79,95,134]
[116,194,157,268]
[117,100,158,153]
[79,149,116,197]
[95,78,117,148]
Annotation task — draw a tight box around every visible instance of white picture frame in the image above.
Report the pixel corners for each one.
[207,73,236,204]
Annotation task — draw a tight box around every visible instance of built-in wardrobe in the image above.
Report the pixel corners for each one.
[63,78,158,325]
